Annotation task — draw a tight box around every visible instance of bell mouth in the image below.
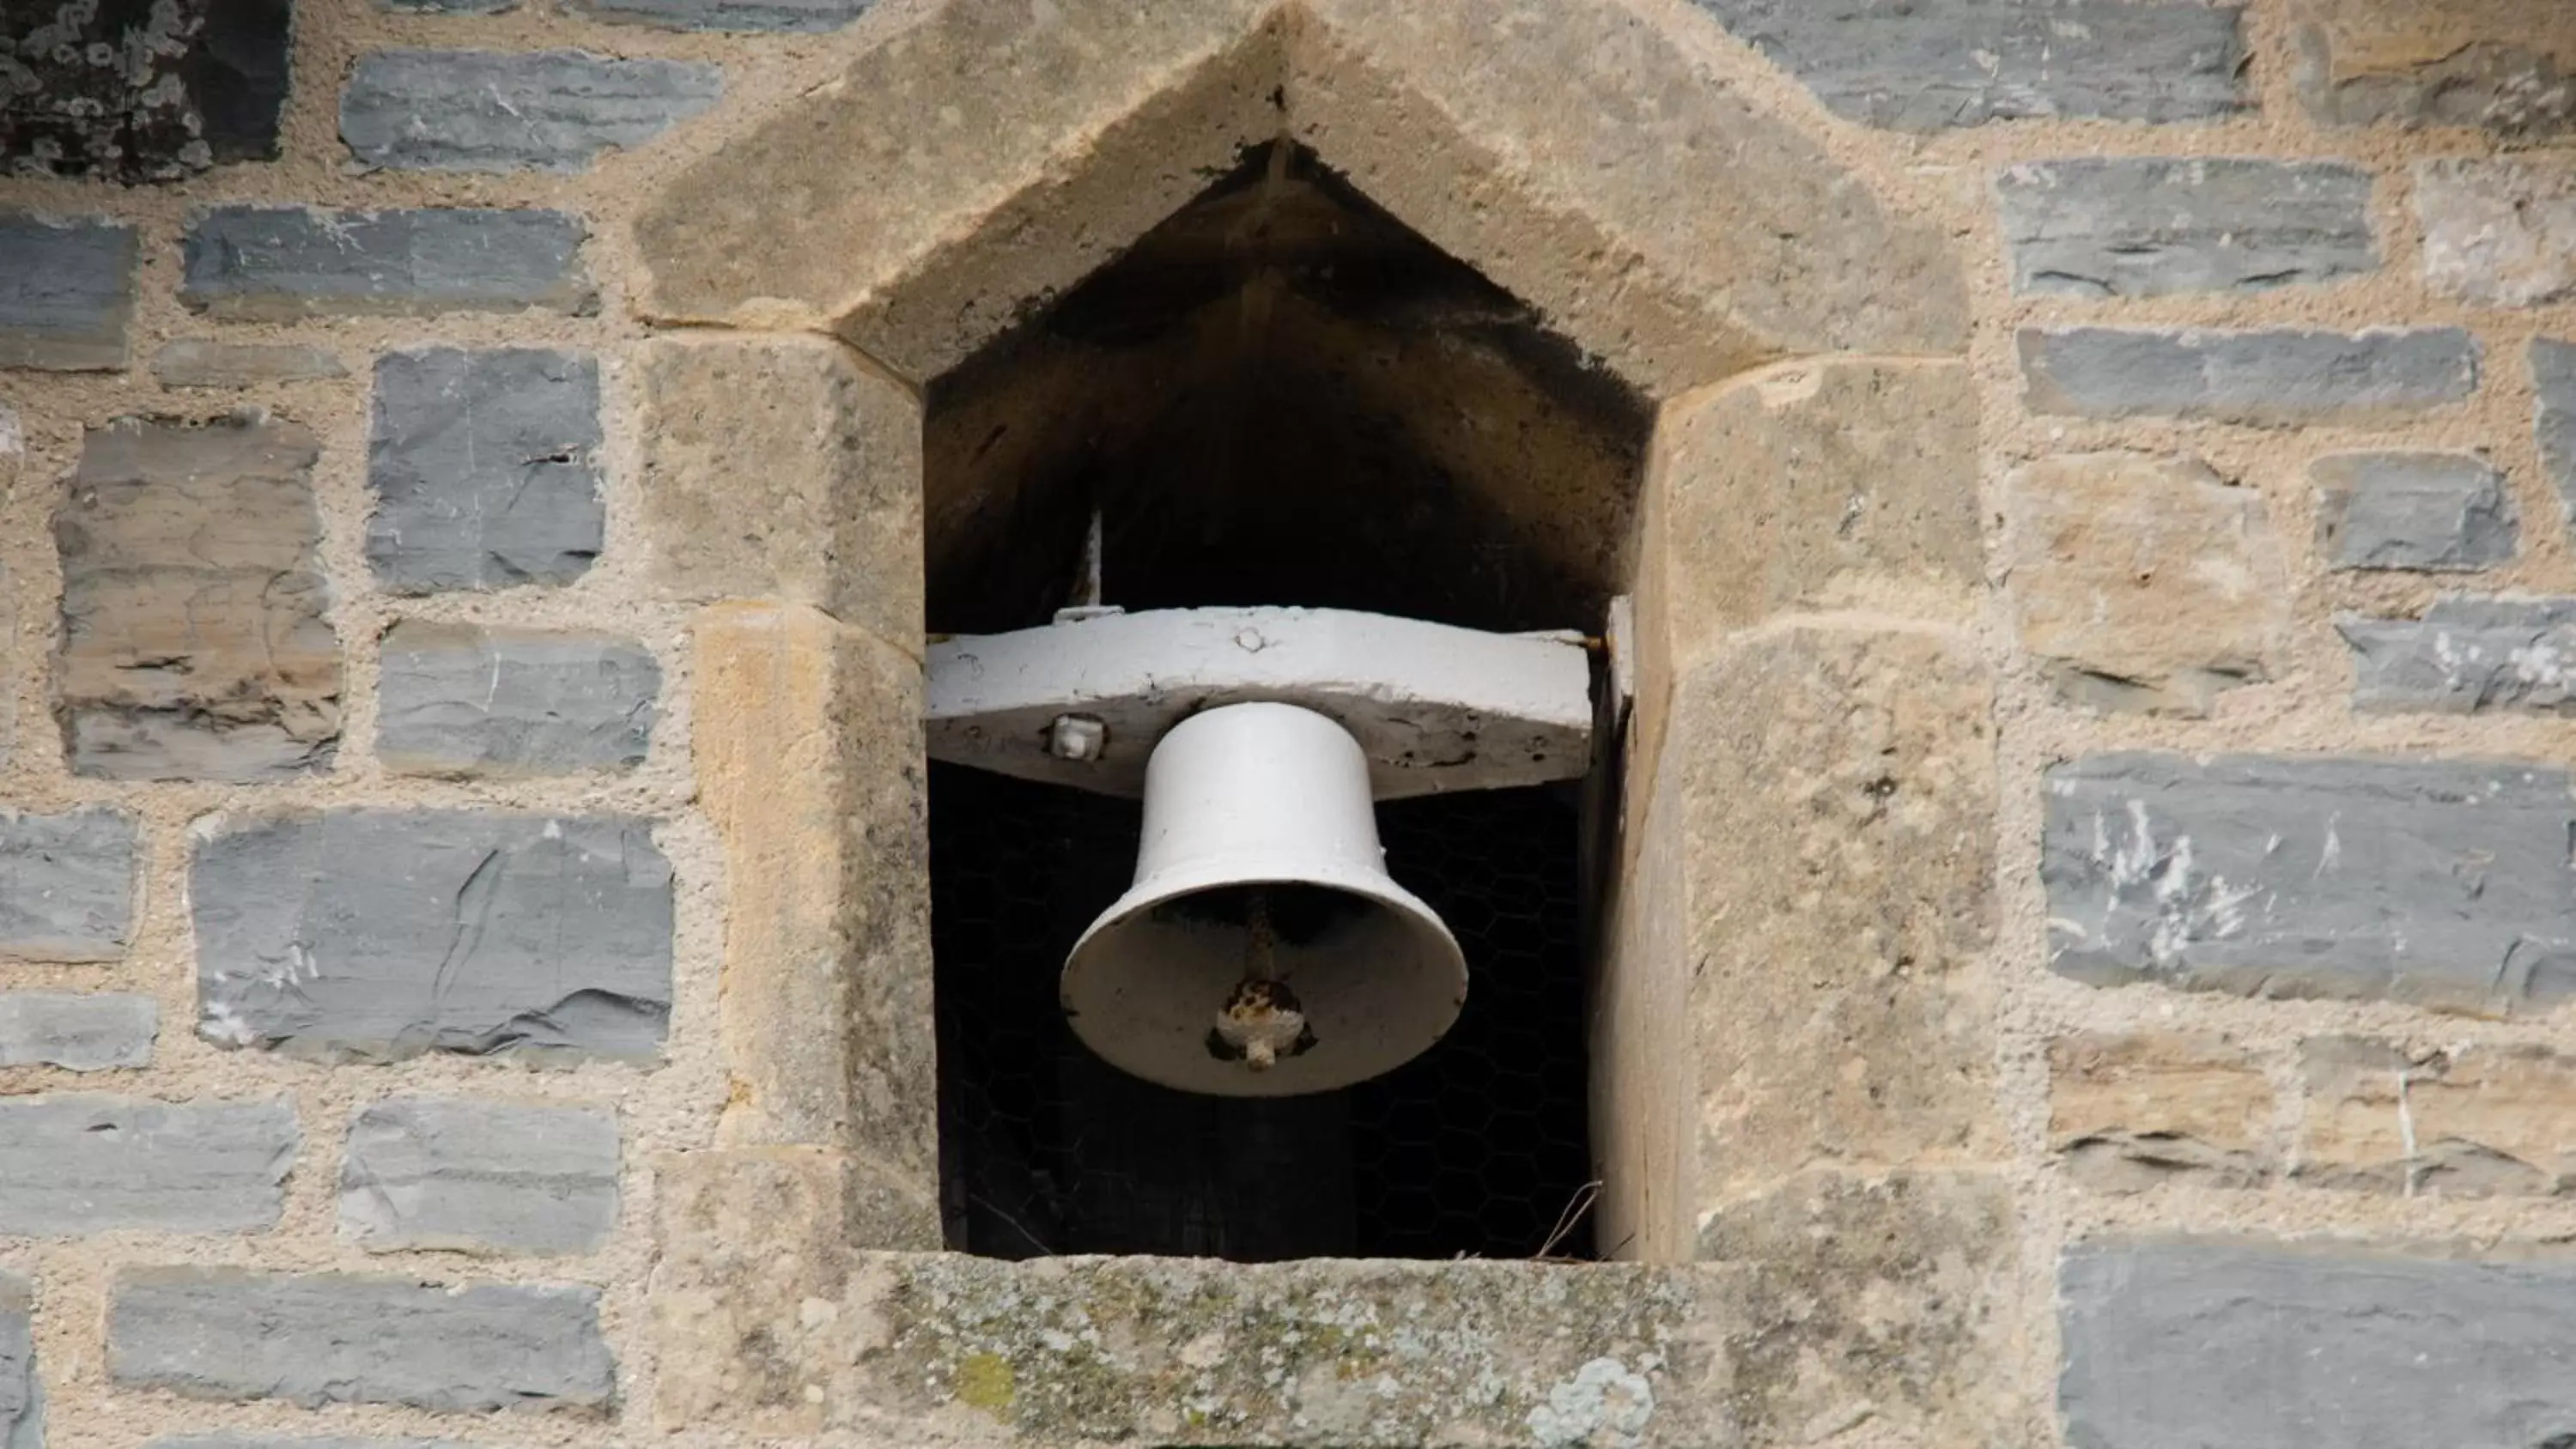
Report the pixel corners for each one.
[1062,865,1467,1098]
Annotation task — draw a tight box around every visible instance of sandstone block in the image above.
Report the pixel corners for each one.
[2417,158,2576,306]
[2291,0,2576,136]
[2314,452,2515,572]
[2062,1241,2576,1449]
[0,808,135,961]
[1678,626,1998,1200]
[341,51,720,173]
[57,415,340,780]
[2043,754,2576,1013]
[343,1098,618,1256]
[192,809,673,1063]
[651,1148,851,1433]
[1650,359,1978,656]
[695,606,938,1193]
[0,1275,33,1449]
[2049,1032,2271,1191]
[0,213,136,371]
[0,1095,295,1234]
[0,0,288,179]
[182,208,594,320]
[1996,158,2374,298]
[152,342,346,388]
[2021,327,2478,425]
[378,621,656,777]
[2342,597,2576,714]
[1697,1171,2026,1447]
[0,992,155,1070]
[368,349,602,593]
[2535,339,2576,523]
[573,0,871,29]
[634,336,922,642]
[157,1440,471,1449]
[2300,1037,2576,1195]
[109,1269,612,1413]
[2005,453,2286,716]
[844,1252,1728,1444]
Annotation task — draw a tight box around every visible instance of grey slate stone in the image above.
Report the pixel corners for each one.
[0,993,157,1070]
[108,1269,612,1412]
[192,809,672,1063]
[153,341,347,388]
[0,809,136,961]
[2062,1241,2576,1449]
[2342,597,2576,716]
[2295,26,2576,138]
[0,1095,295,1234]
[342,1098,618,1256]
[2537,339,2576,524]
[571,0,872,31]
[340,50,721,173]
[0,213,136,371]
[2043,753,2576,1013]
[2021,327,2478,426]
[1996,158,2376,298]
[181,208,595,320]
[368,349,603,593]
[1689,0,2246,130]
[0,1274,35,1449]
[378,622,657,777]
[2314,452,2516,572]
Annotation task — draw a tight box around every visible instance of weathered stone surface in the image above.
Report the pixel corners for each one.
[0,1275,34,1449]
[343,1098,618,1256]
[1680,627,1998,1200]
[2299,1037,2576,1196]
[2292,0,2576,136]
[2022,327,2479,425]
[1650,359,1978,661]
[368,349,602,593]
[56,415,340,781]
[0,808,135,961]
[2062,1240,2576,1449]
[157,1440,472,1449]
[2006,453,2287,716]
[2342,597,2576,714]
[1293,0,1968,396]
[1996,158,2375,298]
[0,1095,294,1234]
[2314,452,2515,572]
[635,336,922,643]
[110,1269,612,1413]
[378,622,656,778]
[1698,1171,2026,1447]
[574,0,872,31]
[2,0,290,180]
[845,1252,1731,1445]
[695,607,937,1200]
[0,213,135,370]
[341,51,721,173]
[2417,158,2576,306]
[2540,339,2576,522]
[652,1148,852,1433]
[1691,0,2247,128]
[192,809,673,1063]
[2043,754,2576,1014]
[0,992,155,1070]
[153,342,346,388]
[2050,1032,2271,1191]
[381,0,513,10]
[182,208,595,320]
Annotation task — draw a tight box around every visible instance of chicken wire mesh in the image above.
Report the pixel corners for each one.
[931,761,1596,1263]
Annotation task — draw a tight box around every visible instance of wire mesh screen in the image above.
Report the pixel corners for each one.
[932,761,1595,1263]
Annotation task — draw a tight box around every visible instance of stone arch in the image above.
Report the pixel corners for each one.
[640,3,2004,1440]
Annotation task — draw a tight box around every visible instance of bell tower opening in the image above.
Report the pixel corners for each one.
[924,142,1649,1263]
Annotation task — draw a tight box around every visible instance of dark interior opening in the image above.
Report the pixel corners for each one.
[923,141,1646,1263]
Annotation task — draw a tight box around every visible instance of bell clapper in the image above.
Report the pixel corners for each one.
[1212,887,1313,1072]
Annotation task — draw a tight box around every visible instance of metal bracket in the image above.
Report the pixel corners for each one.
[926,606,1594,799]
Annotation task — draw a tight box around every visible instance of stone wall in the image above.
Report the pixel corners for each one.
[4,0,2576,1446]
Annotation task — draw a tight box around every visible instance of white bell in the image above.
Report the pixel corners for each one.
[1061,700,1467,1097]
